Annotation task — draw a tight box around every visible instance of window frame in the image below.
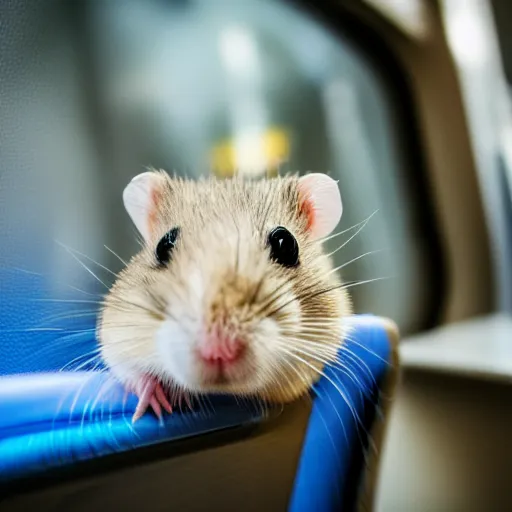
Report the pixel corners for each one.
[290,0,495,327]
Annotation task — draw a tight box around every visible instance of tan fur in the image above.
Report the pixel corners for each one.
[98,171,352,404]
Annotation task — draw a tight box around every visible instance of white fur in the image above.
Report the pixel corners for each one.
[156,318,196,388]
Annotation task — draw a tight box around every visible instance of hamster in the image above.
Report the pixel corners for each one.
[98,170,352,422]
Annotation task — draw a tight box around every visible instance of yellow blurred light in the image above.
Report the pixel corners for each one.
[211,127,290,178]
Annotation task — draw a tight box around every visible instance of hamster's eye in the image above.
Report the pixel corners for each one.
[267,226,299,268]
[156,227,180,266]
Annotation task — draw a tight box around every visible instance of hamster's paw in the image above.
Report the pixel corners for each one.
[130,375,173,423]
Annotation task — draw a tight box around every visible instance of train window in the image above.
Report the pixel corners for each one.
[0,0,440,375]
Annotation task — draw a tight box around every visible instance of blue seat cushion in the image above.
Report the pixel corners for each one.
[0,315,393,511]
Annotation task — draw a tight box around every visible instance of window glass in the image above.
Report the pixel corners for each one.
[0,0,438,374]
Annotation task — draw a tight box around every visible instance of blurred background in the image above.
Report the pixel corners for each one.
[0,0,441,360]
[1,0,512,510]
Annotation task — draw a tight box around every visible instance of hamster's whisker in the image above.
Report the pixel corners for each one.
[54,327,96,335]
[292,316,345,322]
[309,387,348,482]
[70,354,103,373]
[280,326,341,335]
[277,342,350,392]
[282,346,341,371]
[260,345,297,404]
[294,333,346,346]
[324,214,375,259]
[257,260,359,318]
[104,244,128,266]
[338,348,378,389]
[196,394,214,418]
[255,275,331,320]
[295,360,351,454]
[280,342,339,363]
[0,327,64,333]
[108,296,165,320]
[342,276,391,290]
[55,241,111,290]
[59,347,102,371]
[279,331,339,349]
[96,336,152,351]
[56,240,119,278]
[280,322,342,331]
[17,331,99,368]
[281,343,339,363]
[0,262,42,277]
[0,263,104,298]
[298,326,341,336]
[327,249,385,276]
[319,210,378,244]
[87,375,118,428]
[251,279,292,315]
[61,286,102,298]
[283,326,341,335]
[341,335,392,366]
[40,311,99,325]
[31,298,103,304]
[277,344,371,447]
[321,364,378,456]
[79,375,103,433]
[266,276,389,319]
[66,371,98,429]
[265,283,342,318]
[317,369,375,460]
[282,341,372,399]
[281,333,349,355]
[50,375,88,434]
[279,317,342,326]
[276,338,366,390]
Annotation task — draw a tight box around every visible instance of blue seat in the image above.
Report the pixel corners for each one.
[0,314,397,510]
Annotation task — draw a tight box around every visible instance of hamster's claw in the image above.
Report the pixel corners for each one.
[131,375,173,424]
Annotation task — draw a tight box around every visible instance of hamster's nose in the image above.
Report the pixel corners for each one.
[199,337,245,365]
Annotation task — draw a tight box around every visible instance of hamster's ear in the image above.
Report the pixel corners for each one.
[123,171,167,241]
[298,173,342,240]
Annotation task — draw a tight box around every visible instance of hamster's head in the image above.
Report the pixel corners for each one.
[99,171,351,403]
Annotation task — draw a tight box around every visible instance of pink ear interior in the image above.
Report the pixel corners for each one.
[298,173,343,240]
[122,171,165,241]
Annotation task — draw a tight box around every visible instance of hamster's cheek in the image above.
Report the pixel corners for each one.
[155,319,198,388]
[99,312,162,381]
[255,317,282,348]
[248,315,292,388]
[268,289,302,333]
[251,288,302,389]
